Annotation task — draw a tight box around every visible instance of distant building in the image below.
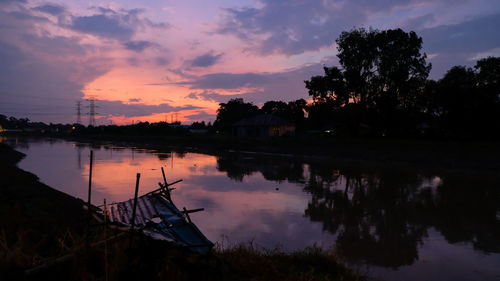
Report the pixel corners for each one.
[189,128,209,134]
[232,114,295,137]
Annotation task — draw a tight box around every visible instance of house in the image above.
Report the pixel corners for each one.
[232,114,295,137]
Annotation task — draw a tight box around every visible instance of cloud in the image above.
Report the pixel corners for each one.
[98,100,201,117]
[0,5,110,123]
[420,14,500,54]
[419,13,500,78]
[70,7,170,41]
[181,72,270,89]
[182,60,334,104]
[183,110,216,121]
[401,13,435,30]
[155,57,168,66]
[214,0,476,56]
[0,41,106,122]
[71,14,134,40]
[189,52,223,67]
[128,98,141,102]
[0,0,27,4]
[215,0,364,55]
[34,4,65,15]
[186,91,260,104]
[124,40,155,52]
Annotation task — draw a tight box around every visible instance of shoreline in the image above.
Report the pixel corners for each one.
[54,134,500,174]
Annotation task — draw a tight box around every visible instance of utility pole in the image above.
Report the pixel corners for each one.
[76,101,82,124]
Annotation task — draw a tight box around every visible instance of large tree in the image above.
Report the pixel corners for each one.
[305,28,431,135]
[374,29,431,109]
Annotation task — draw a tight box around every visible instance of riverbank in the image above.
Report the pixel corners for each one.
[0,142,362,281]
[60,134,500,173]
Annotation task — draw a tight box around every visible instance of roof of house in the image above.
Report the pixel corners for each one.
[233,114,294,127]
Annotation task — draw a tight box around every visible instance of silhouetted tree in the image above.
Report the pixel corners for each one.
[434,66,477,135]
[287,99,308,129]
[260,99,307,129]
[261,101,290,118]
[190,121,207,129]
[213,98,259,133]
[475,57,500,103]
[305,28,431,136]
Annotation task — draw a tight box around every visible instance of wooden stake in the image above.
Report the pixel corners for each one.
[86,150,93,248]
[88,150,93,211]
[103,199,109,281]
[183,207,192,224]
[161,167,173,202]
[129,173,141,247]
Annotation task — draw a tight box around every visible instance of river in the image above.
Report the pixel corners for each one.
[3,136,499,281]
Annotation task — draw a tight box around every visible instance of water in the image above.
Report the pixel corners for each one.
[3,137,500,281]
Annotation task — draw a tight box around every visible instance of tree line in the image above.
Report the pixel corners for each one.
[214,28,500,139]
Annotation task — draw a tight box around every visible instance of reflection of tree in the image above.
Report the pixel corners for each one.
[432,176,500,253]
[214,152,500,268]
[303,165,500,268]
[156,152,172,161]
[216,153,306,183]
[216,153,255,181]
[304,169,430,268]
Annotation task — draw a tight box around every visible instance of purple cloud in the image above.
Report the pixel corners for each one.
[189,52,223,67]
[215,0,478,56]
[124,40,155,52]
[34,4,65,15]
[97,100,201,117]
[182,60,335,105]
[70,7,170,41]
[71,14,134,40]
[181,72,270,89]
[183,110,216,122]
[215,1,365,55]
[419,13,500,78]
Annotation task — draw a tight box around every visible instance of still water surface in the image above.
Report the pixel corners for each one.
[4,137,500,281]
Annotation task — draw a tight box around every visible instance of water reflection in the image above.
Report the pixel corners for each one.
[2,137,499,279]
[215,151,499,268]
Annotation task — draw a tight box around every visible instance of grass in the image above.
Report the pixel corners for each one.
[215,241,363,281]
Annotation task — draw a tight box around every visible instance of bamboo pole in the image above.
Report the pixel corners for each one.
[161,167,172,202]
[88,150,93,210]
[183,207,192,223]
[129,173,141,247]
[86,150,94,248]
[142,179,182,197]
[103,199,109,281]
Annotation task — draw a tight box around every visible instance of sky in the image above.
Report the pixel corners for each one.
[1,0,499,125]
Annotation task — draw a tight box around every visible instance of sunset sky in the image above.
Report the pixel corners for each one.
[1,0,499,125]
